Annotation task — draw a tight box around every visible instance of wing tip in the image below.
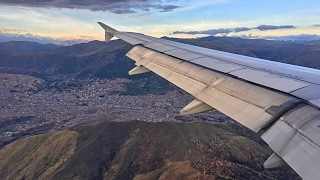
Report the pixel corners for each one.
[97,22,117,33]
[98,22,117,42]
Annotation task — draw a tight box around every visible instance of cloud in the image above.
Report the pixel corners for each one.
[1,29,28,34]
[311,24,320,27]
[233,27,251,32]
[173,24,297,35]
[173,28,231,35]
[173,27,250,35]
[230,34,320,42]
[0,30,93,45]
[0,0,180,14]
[200,28,232,35]
[109,8,136,14]
[255,25,296,31]
[262,34,320,41]
[156,5,180,12]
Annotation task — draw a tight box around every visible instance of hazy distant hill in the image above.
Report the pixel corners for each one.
[305,39,320,46]
[0,121,300,180]
[51,40,122,57]
[0,40,135,79]
[0,37,320,79]
[0,41,59,52]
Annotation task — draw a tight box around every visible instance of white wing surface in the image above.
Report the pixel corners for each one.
[99,22,320,180]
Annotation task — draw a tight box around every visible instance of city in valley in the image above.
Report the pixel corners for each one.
[0,73,233,142]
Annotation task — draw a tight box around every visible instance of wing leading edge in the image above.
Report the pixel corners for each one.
[99,22,320,180]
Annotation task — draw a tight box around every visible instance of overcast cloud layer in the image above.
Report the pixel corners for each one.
[0,0,180,14]
[173,25,297,35]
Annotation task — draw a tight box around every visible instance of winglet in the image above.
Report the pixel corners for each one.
[98,22,118,42]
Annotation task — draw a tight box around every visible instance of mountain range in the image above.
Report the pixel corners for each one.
[1,36,320,79]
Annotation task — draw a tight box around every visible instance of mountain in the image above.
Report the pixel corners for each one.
[0,121,300,180]
[51,40,117,57]
[305,39,320,46]
[0,41,59,52]
[0,40,135,79]
[1,37,320,80]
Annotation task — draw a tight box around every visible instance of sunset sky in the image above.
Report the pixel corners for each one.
[0,0,320,45]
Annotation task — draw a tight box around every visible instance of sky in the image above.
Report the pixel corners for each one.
[0,0,320,45]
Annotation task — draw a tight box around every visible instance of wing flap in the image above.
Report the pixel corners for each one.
[261,105,320,179]
[128,45,298,132]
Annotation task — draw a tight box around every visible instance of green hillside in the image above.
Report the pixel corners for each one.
[0,121,300,180]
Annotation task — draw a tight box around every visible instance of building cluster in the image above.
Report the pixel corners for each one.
[0,77,232,138]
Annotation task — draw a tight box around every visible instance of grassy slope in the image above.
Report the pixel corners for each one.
[0,130,78,180]
[0,121,300,180]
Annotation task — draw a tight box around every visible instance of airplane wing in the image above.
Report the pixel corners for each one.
[98,22,320,180]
